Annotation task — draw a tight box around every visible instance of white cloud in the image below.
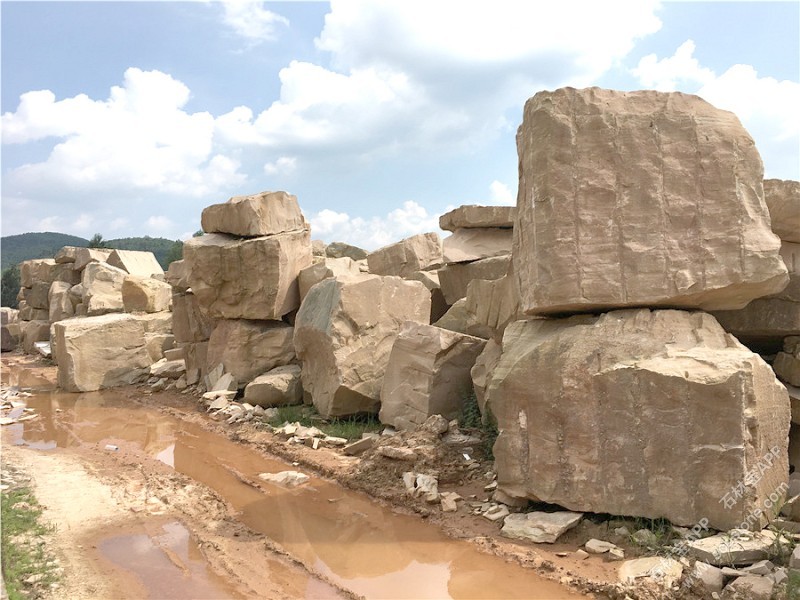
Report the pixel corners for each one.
[632,40,714,91]
[109,217,129,231]
[309,200,440,250]
[264,156,297,175]
[2,68,246,197]
[219,1,288,44]
[146,215,173,231]
[489,180,515,205]
[631,41,800,177]
[72,213,95,233]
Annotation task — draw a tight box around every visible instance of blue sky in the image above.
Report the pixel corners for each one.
[2,1,798,248]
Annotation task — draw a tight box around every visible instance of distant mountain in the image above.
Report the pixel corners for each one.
[1,232,88,271]
[1,232,182,271]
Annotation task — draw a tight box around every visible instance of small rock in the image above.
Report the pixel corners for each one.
[739,560,774,576]
[688,529,780,566]
[607,547,625,561]
[402,472,417,494]
[690,561,724,594]
[483,505,510,522]
[441,495,458,513]
[791,545,800,569]
[378,446,417,461]
[722,575,774,600]
[501,511,583,544]
[207,397,230,411]
[484,481,498,492]
[258,471,309,487]
[322,436,348,447]
[618,557,683,587]
[769,567,788,586]
[614,526,631,537]
[585,539,618,554]
[420,414,449,436]
[575,549,589,560]
[632,528,658,547]
[343,437,375,456]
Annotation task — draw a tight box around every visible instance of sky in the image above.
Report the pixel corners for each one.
[1,1,798,249]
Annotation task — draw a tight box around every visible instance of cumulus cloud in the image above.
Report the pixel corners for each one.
[632,41,800,177]
[308,200,440,250]
[489,180,515,205]
[146,215,173,231]
[264,156,297,175]
[2,68,247,197]
[218,0,288,44]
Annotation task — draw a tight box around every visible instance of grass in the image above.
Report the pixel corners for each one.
[629,516,675,553]
[1,486,59,599]
[264,404,382,441]
[460,391,499,460]
[788,569,800,600]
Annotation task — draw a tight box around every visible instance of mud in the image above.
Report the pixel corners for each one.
[2,354,587,599]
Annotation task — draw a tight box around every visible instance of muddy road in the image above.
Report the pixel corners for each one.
[2,355,585,599]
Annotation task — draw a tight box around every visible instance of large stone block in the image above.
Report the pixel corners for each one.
[23,282,51,310]
[764,179,800,243]
[1,308,19,352]
[48,281,75,323]
[513,87,788,315]
[107,249,165,277]
[408,270,449,324]
[442,228,512,264]
[439,205,516,231]
[171,292,215,343]
[298,257,361,301]
[122,276,172,313]
[20,259,56,288]
[20,320,50,354]
[72,248,112,271]
[165,259,190,292]
[53,313,155,392]
[244,365,303,407]
[367,233,442,278]
[464,273,520,340]
[183,230,312,320]
[438,256,509,305]
[206,319,295,385]
[712,242,800,349]
[325,241,369,261]
[294,274,431,417]
[486,309,789,531]
[379,322,485,430]
[82,262,127,316]
[201,190,307,237]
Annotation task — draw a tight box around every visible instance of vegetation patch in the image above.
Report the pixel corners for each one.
[1,485,60,599]
[264,404,382,441]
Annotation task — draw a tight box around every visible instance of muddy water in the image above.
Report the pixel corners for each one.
[5,372,580,600]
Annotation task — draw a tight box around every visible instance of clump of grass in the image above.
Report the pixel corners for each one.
[788,569,800,600]
[1,487,60,599]
[460,391,499,460]
[265,404,381,441]
[630,516,675,553]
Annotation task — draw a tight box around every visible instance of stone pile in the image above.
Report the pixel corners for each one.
[480,87,792,532]
[181,191,311,395]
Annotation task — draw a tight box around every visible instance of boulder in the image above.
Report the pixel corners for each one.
[206,319,295,385]
[182,341,208,385]
[442,228,512,264]
[150,358,186,379]
[470,338,503,420]
[244,365,303,407]
[379,322,486,430]
[107,249,164,277]
[367,233,442,278]
[774,336,800,386]
[183,230,312,320]
[513,87,788,316]
[22,282,51,310]
[20,259,56,288]
[712,242,800,350]
[500,511,583,544]
[439,205,516,231]
[48,281,75,323]
[408,270,449,324]
[325,241,368,261]
[311,239,327,257]
[764,179,799,242]
[200,190,307,237]
[21,320,50,354]
[294,274,430,417]
[171,292,215,343]
[52,313,158,392]
[687,530,780,566]
[434,298,469,335]
[438,255,509,305]
[486,309,789,531]
[82,262,127,315]
[298,257,361,301]
[122,276,172,313]
[53,263,81,286]
[72,247,112,271]
[54,246,80,264]
[1,308,20,352]
[165,259,190,291]
[464,273,520,340]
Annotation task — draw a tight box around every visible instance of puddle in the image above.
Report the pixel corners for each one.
[98,520,242,600]
[4,372,581,599]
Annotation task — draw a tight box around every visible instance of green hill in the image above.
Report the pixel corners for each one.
[1,232,182,271]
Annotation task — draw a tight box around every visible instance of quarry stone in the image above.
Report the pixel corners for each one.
[379,322,486,430]
[48,281,75,323]
[367,233,442,278]
[183,230,312,320]
[501,511,583,544]
[21,320,50,354]
[107,249,164,277]
[764,179,800,243]
[20,259,56,288]
[298,257,361,301]
[486,309,789,531]
[1,308,19,352]
[442,228,512,264]
[201,190,307,237]
[294,274,431,417]
[438,255,510,305]
[122,276,172,313]
[464,273,521,340]
[206,319,295,385]
[165,259,190,291]
[82,262,128,316]
[408,270,449,324]
[23,282,51,310]
[73,248,112,271]
[439,205,516,231]
[325,241,368,261]
[244,364,303,407]
[434,298,469,335]
[513,87,788,315]
[171,292,216,343]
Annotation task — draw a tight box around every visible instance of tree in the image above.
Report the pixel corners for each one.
[1,265,20,308]
[193,230,204,237]
[88,233,108,248]
[164,240,183,266]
